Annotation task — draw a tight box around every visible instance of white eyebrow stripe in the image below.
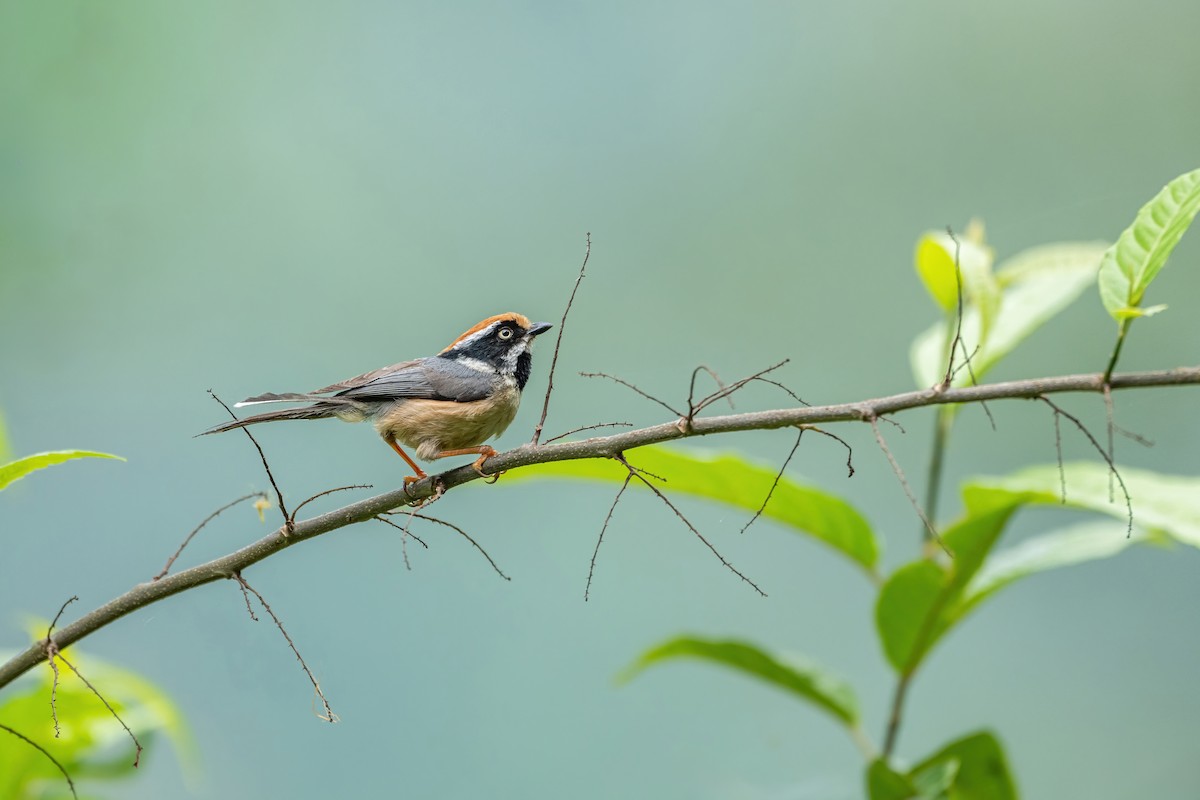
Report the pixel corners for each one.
[454,357,495,374]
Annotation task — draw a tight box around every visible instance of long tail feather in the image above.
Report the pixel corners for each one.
[198,404,342,436]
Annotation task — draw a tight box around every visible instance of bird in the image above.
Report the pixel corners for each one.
[201,313,553,485]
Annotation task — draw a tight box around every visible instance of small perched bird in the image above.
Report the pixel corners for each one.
[202,313,553,484]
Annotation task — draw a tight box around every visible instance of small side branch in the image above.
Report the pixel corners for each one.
[581,372,683,417]
[868,415,946,553]
[54,652,143,767]
[233,573,337,722]
[411,514,510,581]
[532,232,591,445]
[155,493,267,580]
[46,596,78,738]
[617,454,766,597]
[585,474,631,601]
[0,723,77,799]
[1037,396,1134,536]
[741,429,804,535]
[209,391,292,533]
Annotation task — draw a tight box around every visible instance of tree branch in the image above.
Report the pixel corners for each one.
[2,366,1197,692]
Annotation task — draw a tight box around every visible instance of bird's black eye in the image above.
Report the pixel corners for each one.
[497,327,515,341]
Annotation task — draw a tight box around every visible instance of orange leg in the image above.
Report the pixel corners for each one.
[435,445,499,478]
[384,435,427,486]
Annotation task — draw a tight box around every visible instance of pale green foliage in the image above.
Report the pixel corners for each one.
[911,242,1106,389]
[1099,167,1200,321]
[0,642,193,800]
[0,451,124,492]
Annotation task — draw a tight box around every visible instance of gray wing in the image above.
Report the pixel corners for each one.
[331,358,493,403]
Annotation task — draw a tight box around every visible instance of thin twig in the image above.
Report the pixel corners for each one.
[54,652,143,766]
[156,493,267,580]
[544,422,633,445]
[373,515,429,570]
[618,455,766,597]
[580,372,683,417]
[805,426,855,477]
[585,474,631,601]
[290,484,372,523]
[940,227,966,389]
[236,578,258,621]
[955,338,996,430]
[750,377,810,407]
[411,514,510,580]
[741,429,804,535]
[868,415,946,553]
[688,365,736,415]
[532,232,591,445]
[233,573,337,722]
[1037,396,1134,535]
[0,723,77,799]
[209,390,292,533]
[45,596,78,738]
[691,360,791,417]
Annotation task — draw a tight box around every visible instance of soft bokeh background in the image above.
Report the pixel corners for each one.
[3,2,1199,797]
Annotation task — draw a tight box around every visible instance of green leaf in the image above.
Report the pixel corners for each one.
[912,242,1105,389]
[961,520,1142,620]
[518,445,881,576]
[876,507,1017,673]
[0,410,11,462]
[868,759,918,800]
[875,561,945,672]
[914,231,997,323]
[910,758,960,798]
[618,636,859,727]
[966,462,1200,547]
[0,450,124,491]
[1099,167,1200,321]
[909,730,1017,800]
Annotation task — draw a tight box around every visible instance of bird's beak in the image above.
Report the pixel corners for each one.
[529,322,553,337]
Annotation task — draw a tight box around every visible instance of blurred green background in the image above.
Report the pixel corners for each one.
[2,2,1199,797]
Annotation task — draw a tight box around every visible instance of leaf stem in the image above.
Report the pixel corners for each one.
[1101,321,1129,385]
[921,407,954,543]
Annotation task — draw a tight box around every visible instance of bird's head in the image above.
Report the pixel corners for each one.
[439,313,553,389]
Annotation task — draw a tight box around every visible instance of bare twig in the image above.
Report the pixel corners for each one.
[618,455,766,597]
[54,651,143,766]
[373,514,429,570]
[691,360,790,418]
[290,485,372,523]
[586,475,631,601]
[580,372,683,417]
[868,415,946,553]
[46,596,78,738]
[688,366,736,414]
[741,429,804,535]
[0,722,77,799]
[3,366,1199,691]
[532,232,591,445]
[940,227,967,389]
[374,513,431,548]
[805,426,855,477]
[544,422,633,445]
[156,493,267,580]
[233,573,337,722]
[209,390,291,533]
[411,514,510,580]
[1038,396,1134,535]
[749,377,810,407]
